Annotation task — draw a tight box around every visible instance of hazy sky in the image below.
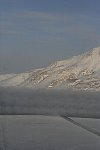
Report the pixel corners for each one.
[0,0,100,73]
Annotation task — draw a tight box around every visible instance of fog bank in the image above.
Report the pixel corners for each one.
[0,87,100,118]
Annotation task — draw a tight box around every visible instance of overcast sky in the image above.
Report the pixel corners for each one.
[0,0,100,73]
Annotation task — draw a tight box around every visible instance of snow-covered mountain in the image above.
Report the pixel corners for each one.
[0,47,100,91]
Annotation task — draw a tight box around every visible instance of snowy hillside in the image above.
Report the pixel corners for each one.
[0,47,100,91]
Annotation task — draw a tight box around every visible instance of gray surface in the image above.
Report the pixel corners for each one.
[0,115,100,150]
[0,88,100,118]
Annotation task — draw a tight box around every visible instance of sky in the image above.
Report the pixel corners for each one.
[0,0,100,73]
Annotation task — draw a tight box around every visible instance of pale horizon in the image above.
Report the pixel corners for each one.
[0,0,100,73]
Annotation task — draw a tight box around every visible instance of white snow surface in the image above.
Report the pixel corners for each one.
[0,46,100,90]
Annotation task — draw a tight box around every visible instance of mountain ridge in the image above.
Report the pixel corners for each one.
[0,46,100,91]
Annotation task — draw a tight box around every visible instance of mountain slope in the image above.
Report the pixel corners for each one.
[0,47,100,90]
